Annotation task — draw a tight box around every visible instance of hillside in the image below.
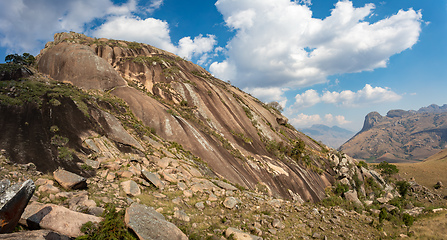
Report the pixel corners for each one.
[1,32,446,239]
[2,32,334,202]
[339,106,447,162]
[300,124,354,149]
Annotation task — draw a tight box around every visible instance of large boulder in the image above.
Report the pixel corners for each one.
[125,203,187,240]
[53,169,86,190]
[225,227,263,240]
[20,202,102,238]
[37,42,127,91]
[0,229,69,240]
[0,179,35,233]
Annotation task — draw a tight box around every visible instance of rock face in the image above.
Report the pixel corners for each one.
[20,202,102,238]
[125,203,188,240]
[340,105,447,162]
[0,229,69,240]
[38,42,127,91]
[53,169,86,190]
[0,179,35,233]
[30,32,335,201]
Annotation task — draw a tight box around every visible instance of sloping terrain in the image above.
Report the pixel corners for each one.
[2,32,335,202]
[339,106,447,162]
[300,124,354,149]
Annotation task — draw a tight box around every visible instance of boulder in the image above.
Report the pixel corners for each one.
[223,197,240,209]
[53,169,87,190]
[0,179,35,233]
[125,203,188,240]
[141,171,165,190]
[225,227,263,240]
[20,202,102,238]
[0,229,70,240]
[121,180,141,197]
[173,209,190,222]
[214,180,238,191]
[343,190,362,206]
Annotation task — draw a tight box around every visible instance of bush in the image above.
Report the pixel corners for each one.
[396,180,411,198]
[77,204,137,240]
[357,160,368,169]
[334,182,350,196]
[376,161,399,176]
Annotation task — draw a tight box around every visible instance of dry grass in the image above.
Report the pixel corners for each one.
[410,211,447,239]
[395,149,447,196]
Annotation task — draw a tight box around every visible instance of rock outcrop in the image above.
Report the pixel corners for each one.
[125,203,188,240]
[31,32,334,201]
[0,179,35,233]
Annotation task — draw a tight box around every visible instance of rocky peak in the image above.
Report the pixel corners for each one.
[360,111,383,133]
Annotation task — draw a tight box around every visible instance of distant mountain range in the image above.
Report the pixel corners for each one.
[339,104,447,163]
[300,124,355,149]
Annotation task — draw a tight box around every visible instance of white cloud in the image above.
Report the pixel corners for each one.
[291,84,402,109]
[290,113,350,128]
[0,0,137,54]
[211,0,423,90]
[290,113,321,127]
[0,0,216,63]
[244,87,288,107]
[177,35,217,61]
[93,15,177,52]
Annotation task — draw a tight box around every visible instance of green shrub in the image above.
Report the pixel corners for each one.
[334,182,350,196]
[396,180,411,198]
[376,161,399,176]
[357,160,368,169]
[77,204,137,240]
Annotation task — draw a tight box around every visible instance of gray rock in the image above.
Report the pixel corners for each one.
[53,169,87,190]
[223,197,240,209]
[121,180,141,197]
[272,219,285,229]
[195,201,205,210]
[0,229,70,240]
[214,180,238,191]
[343,190,363,206]
[225,227,263,240]
[0,179,35,233]
[20,202,102,238]
[174,209,190,222]
[125,203,188,240]
[141,170,165,190]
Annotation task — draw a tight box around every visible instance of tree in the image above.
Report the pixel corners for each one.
[266,101,283,112]
[5,53,35,66]
[402,213,414,234]
[377,161,399,177]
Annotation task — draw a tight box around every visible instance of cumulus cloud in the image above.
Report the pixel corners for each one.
[290,113,350,128]
[0,0,136,54]
[0,0,216,62]
[244,87,288,108]
[290,113,321,127]
[291,84,402,109]
[211,0,423,95]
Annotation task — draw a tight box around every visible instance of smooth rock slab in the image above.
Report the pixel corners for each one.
[0,179,35,233]
[20,202,102,238]
[0,229,70,240]
[53,169,86,190]
[125,203,187,240]
[225,227,263,240]
[214,180,238,191]
[141,170,165,190]
[121,180,141,196]
[223,197,240,209]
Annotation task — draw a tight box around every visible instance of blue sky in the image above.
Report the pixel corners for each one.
[1,0,446,132]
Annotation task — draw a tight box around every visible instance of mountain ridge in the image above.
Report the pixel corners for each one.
[340,104,447,162]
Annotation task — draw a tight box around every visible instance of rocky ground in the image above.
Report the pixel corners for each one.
[1,139,446,239]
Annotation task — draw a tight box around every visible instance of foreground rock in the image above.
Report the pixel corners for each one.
[53,169,87,190]
[0,229,69,240]
[0,179,35,233]
[225,227,263,240]
[20,202,102,238]
[125,203,187,240]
